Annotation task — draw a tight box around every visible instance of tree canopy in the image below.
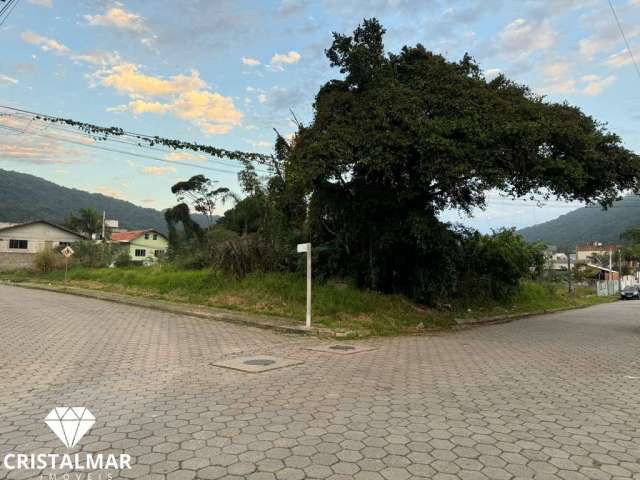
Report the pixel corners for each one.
[278,18,640,301]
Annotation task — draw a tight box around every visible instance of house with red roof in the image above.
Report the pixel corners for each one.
[110,229,168,262]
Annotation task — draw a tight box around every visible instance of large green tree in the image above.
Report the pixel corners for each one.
[284,19,640,301]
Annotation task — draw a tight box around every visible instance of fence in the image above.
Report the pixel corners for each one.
[596,275,639,296]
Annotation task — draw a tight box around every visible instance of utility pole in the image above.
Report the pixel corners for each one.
[101,211,106,242]
[609,249,613,295]
[618,249,623,292]
[567,252,572,294]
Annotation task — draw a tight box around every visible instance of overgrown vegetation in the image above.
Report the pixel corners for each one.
[1,267,611,335]
[161,19,636,306]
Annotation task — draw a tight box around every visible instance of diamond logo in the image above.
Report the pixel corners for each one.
[44,407,96,448]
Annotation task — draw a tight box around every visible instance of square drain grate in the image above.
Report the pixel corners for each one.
[306,344,377,355]
[211,355,304,373]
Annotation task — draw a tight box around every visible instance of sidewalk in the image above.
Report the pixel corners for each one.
[0,280,345,337]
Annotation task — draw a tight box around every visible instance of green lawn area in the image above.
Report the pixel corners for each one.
[1,267,614,336]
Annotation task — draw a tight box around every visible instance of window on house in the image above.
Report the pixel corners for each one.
[9,239,28,249]
[153,233,158,240]
[154,249,164,257]
[144,233,149,240]
[58,242,71,247]
[135,249,146,257]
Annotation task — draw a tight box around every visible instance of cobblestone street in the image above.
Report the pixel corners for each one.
[1,285,640,480]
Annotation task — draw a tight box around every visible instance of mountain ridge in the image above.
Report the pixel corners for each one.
[517,195,640,248]
[0,168,208,233]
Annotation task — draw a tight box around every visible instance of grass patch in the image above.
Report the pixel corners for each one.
[1,268,613,335]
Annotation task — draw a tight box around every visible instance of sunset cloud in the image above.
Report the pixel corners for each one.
[84,7,147,33]
[100,64,206,97]
[271,51,301,65]
[21,31,69,54]
[101,64,242,134]
[95,186,126,199]
[142,166,176,175]
[242,57,261,66]
[165,151,207,162]
[581,74,616,95]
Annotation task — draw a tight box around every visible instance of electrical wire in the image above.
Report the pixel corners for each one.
[0,123,247,175]
[608,0,640,81]
[0,114,273,174]
[0,107,273,174]
[0,0,20,27]
[0,104,274,166]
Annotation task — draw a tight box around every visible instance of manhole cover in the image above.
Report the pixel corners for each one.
[329,345,356,351]
[243,359,276,366]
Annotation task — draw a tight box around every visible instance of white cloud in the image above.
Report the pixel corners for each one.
[0,75,18,85]
[578,2,640,59]
[257,93,267,104]
[581,74,616,95]
[165,151,207,162]
[20,29,242,135]
[242,57,261,66]
[246,139,273,149]
[28,0,52,7]
[0,116,84,164]
[538,72,616,96]
[271,51,301,65]
[541,60,571,78]
[21,30,124,69]
[484,68,501,80]
[142,166,176,176]
[497,18,556,58]
[72,51,123,67]
[605,48,636,68]
[84,8,147,33]
[20,31,70,54]
[95,186,126,199]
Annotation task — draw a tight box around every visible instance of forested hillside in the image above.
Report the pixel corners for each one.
[518,196,640,248]
[0,169,207,232]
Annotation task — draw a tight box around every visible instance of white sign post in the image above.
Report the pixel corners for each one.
[297,243,312,329]
[61,246,74,285]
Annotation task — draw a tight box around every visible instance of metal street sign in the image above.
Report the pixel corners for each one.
[61,246,74,258]
[297,243,310,253]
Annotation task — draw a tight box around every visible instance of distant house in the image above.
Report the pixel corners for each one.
[585,263,620,281]
[576,242,617,263]
[110,229,168,262]
[0,220,86,270]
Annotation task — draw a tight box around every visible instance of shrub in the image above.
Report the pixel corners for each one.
[71,241,114,268]
[34,249,62,273]
[114,250,134,267]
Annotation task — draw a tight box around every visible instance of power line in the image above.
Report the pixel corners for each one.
[0,104,274,166]
[0,0,20,27]
[0,123,247,175]
[607,0,640,81]
[0,112,272,174]
[0,107,274,174]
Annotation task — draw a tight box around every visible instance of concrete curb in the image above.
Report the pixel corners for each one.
[0,281,344,337]
[454,299,618,327]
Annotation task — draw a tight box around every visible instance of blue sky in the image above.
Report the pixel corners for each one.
[1,0,639,231]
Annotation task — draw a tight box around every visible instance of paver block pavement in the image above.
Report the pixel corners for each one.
[1,285,640,479]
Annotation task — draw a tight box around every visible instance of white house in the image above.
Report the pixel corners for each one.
[0,220,86,270]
